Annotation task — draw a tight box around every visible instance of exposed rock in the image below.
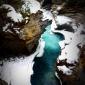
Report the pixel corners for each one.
[56,46,85,85]
[19,12,42,42]
[0,32,29,59]
[0,10,44,60]
[19,11,43,52]
[0,79,8,85]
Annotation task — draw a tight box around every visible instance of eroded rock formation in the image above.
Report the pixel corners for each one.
[0,10,44,59]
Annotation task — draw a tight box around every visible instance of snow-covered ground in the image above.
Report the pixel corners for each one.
[0,4,23,22]
[0,57,34,85]
[21,0,41,13]
[0,38,45,85]
[57,65,72,75]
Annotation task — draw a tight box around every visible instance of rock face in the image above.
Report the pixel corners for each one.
[0,79,8,85]
[19,11,43,53]
[0,32,29,59]
[0,10,43,60]
[38,0,85,5]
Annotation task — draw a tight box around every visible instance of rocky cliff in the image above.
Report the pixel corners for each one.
[0,7,45,59]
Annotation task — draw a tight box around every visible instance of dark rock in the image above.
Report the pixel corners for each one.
[0,10,50,60]
[0,79,8,85]
[0,32,29,60]
[57,46,85,85]
[57,24,75,32]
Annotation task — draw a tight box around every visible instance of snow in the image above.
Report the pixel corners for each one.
[58,24,85,64]
[46,12,85,74]
[38,10,78,75]
[3,23,10,31]
[57,6,63,11]
[41,9,73,33]
[2,23,13,33]
[0,55,35,85]
[55,72,62,85]
[13,28,20,34]
[2,25,20,33]
[0,4,23,22]
[50,16,85,74]
[57,65,72,75]
[0,36,46,85]
[49,15,85,64]
[22,0,41,13]
[37,38,45,57]
[57,16,72,25]
[41,9,53,21]
[6,29,13,33]
[55,19,84,75]
[7,12,23,22]
[53,30,74,44]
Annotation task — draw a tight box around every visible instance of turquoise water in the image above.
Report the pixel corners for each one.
[31,25,64,85]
